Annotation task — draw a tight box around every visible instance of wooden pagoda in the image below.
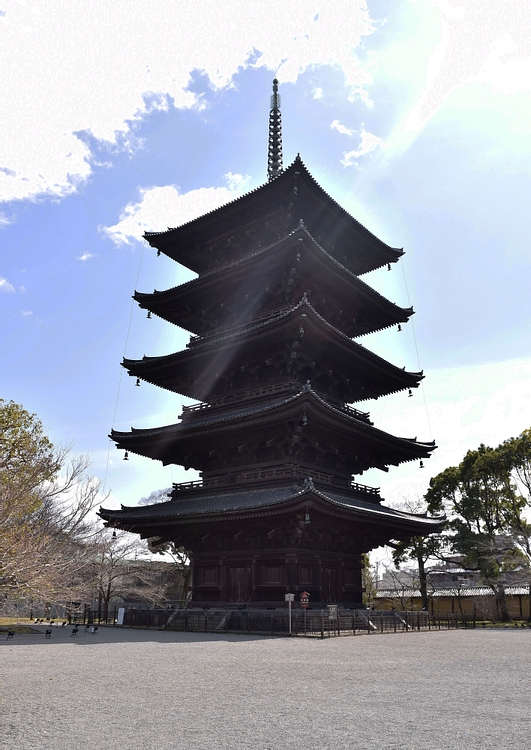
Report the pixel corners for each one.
[99,81,443,607]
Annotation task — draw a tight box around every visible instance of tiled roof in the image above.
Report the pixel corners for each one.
[99,482,444,531]
[322,489,442,525]
[111,386,435,463]
[123,300,423,400]
[143,156,402,261]
[102,485,303,521]
[376,586,531,598]
[136,225,412,338]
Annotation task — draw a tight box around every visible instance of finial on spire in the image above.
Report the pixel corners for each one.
[267,78,283,181]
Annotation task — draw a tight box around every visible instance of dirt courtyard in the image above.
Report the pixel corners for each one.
[2,625,530,750]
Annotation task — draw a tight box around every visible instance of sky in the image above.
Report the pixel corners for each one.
[2,0,531,520]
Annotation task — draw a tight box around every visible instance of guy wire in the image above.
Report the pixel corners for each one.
[102,243,146,494]
[400,257,434,444]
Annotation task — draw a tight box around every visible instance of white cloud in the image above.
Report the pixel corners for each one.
[331,119,354,136]
[312,87,323,99]
[364,356,531,504]
[77,252,96,262]
[0,1,375,204]
[0,277,15,294]
[21,310,32,317]
[223,172,252,193]
[404,0,531,133]
[341,127,385,166]
[101,174,250,246]
[19,285,26,293]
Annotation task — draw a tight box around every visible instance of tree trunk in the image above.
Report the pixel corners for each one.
[494,584,511,622]
[417,553,429,610]
[180,567,192,608]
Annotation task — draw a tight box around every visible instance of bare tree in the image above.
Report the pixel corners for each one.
[89,530,187,618]
[138,487,191,607]
[1,400,104,611]
[379,564,419,610]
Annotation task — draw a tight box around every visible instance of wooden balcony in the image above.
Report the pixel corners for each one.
[181,382,372,424]
[172,464,380,498]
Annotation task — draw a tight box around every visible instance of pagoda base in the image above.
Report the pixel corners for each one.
[190,547,364,607]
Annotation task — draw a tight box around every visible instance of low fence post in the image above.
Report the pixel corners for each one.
[321,610,324,639]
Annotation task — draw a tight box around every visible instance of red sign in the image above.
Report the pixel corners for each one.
[300,591,310,609]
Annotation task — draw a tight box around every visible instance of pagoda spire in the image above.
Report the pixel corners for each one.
[267,78,283,181]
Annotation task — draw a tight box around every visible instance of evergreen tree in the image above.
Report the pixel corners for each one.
[426,444,528,621]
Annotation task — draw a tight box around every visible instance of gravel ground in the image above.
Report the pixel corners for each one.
[1,625,530,750]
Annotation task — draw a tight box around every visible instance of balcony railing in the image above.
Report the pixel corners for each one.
[181,381,300,415]
[172,465,380,497]
[181,383,372,424]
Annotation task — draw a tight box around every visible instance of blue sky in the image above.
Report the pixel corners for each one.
[2,0,531,512]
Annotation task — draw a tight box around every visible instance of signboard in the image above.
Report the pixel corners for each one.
[117,607,125,625]
[300,591,310,609]
[327,605,338,619]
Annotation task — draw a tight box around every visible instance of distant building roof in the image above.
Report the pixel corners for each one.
[376,586,531,598]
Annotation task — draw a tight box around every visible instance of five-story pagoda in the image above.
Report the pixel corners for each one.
[100,81,443,607]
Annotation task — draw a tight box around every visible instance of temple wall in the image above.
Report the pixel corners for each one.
[376,591,531,620]
[191,548,364,607]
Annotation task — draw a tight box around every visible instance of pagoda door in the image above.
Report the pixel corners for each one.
[321,567,339,603]
[228,566,251,602]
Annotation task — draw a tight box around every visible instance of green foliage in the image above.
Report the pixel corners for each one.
[0,399,61,518]
[1,399,101,607]
[391,431,531,621]
[496,429,531,556]
[425,441,530,621]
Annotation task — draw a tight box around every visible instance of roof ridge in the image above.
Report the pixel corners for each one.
[143,157,402,259]
[298,388,435,453]
[136,226,412,326]
[123,300,423,384]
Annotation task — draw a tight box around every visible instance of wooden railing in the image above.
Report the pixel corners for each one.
[181,383,372,424]
[181,381,299,415]
[172,466,380,497]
